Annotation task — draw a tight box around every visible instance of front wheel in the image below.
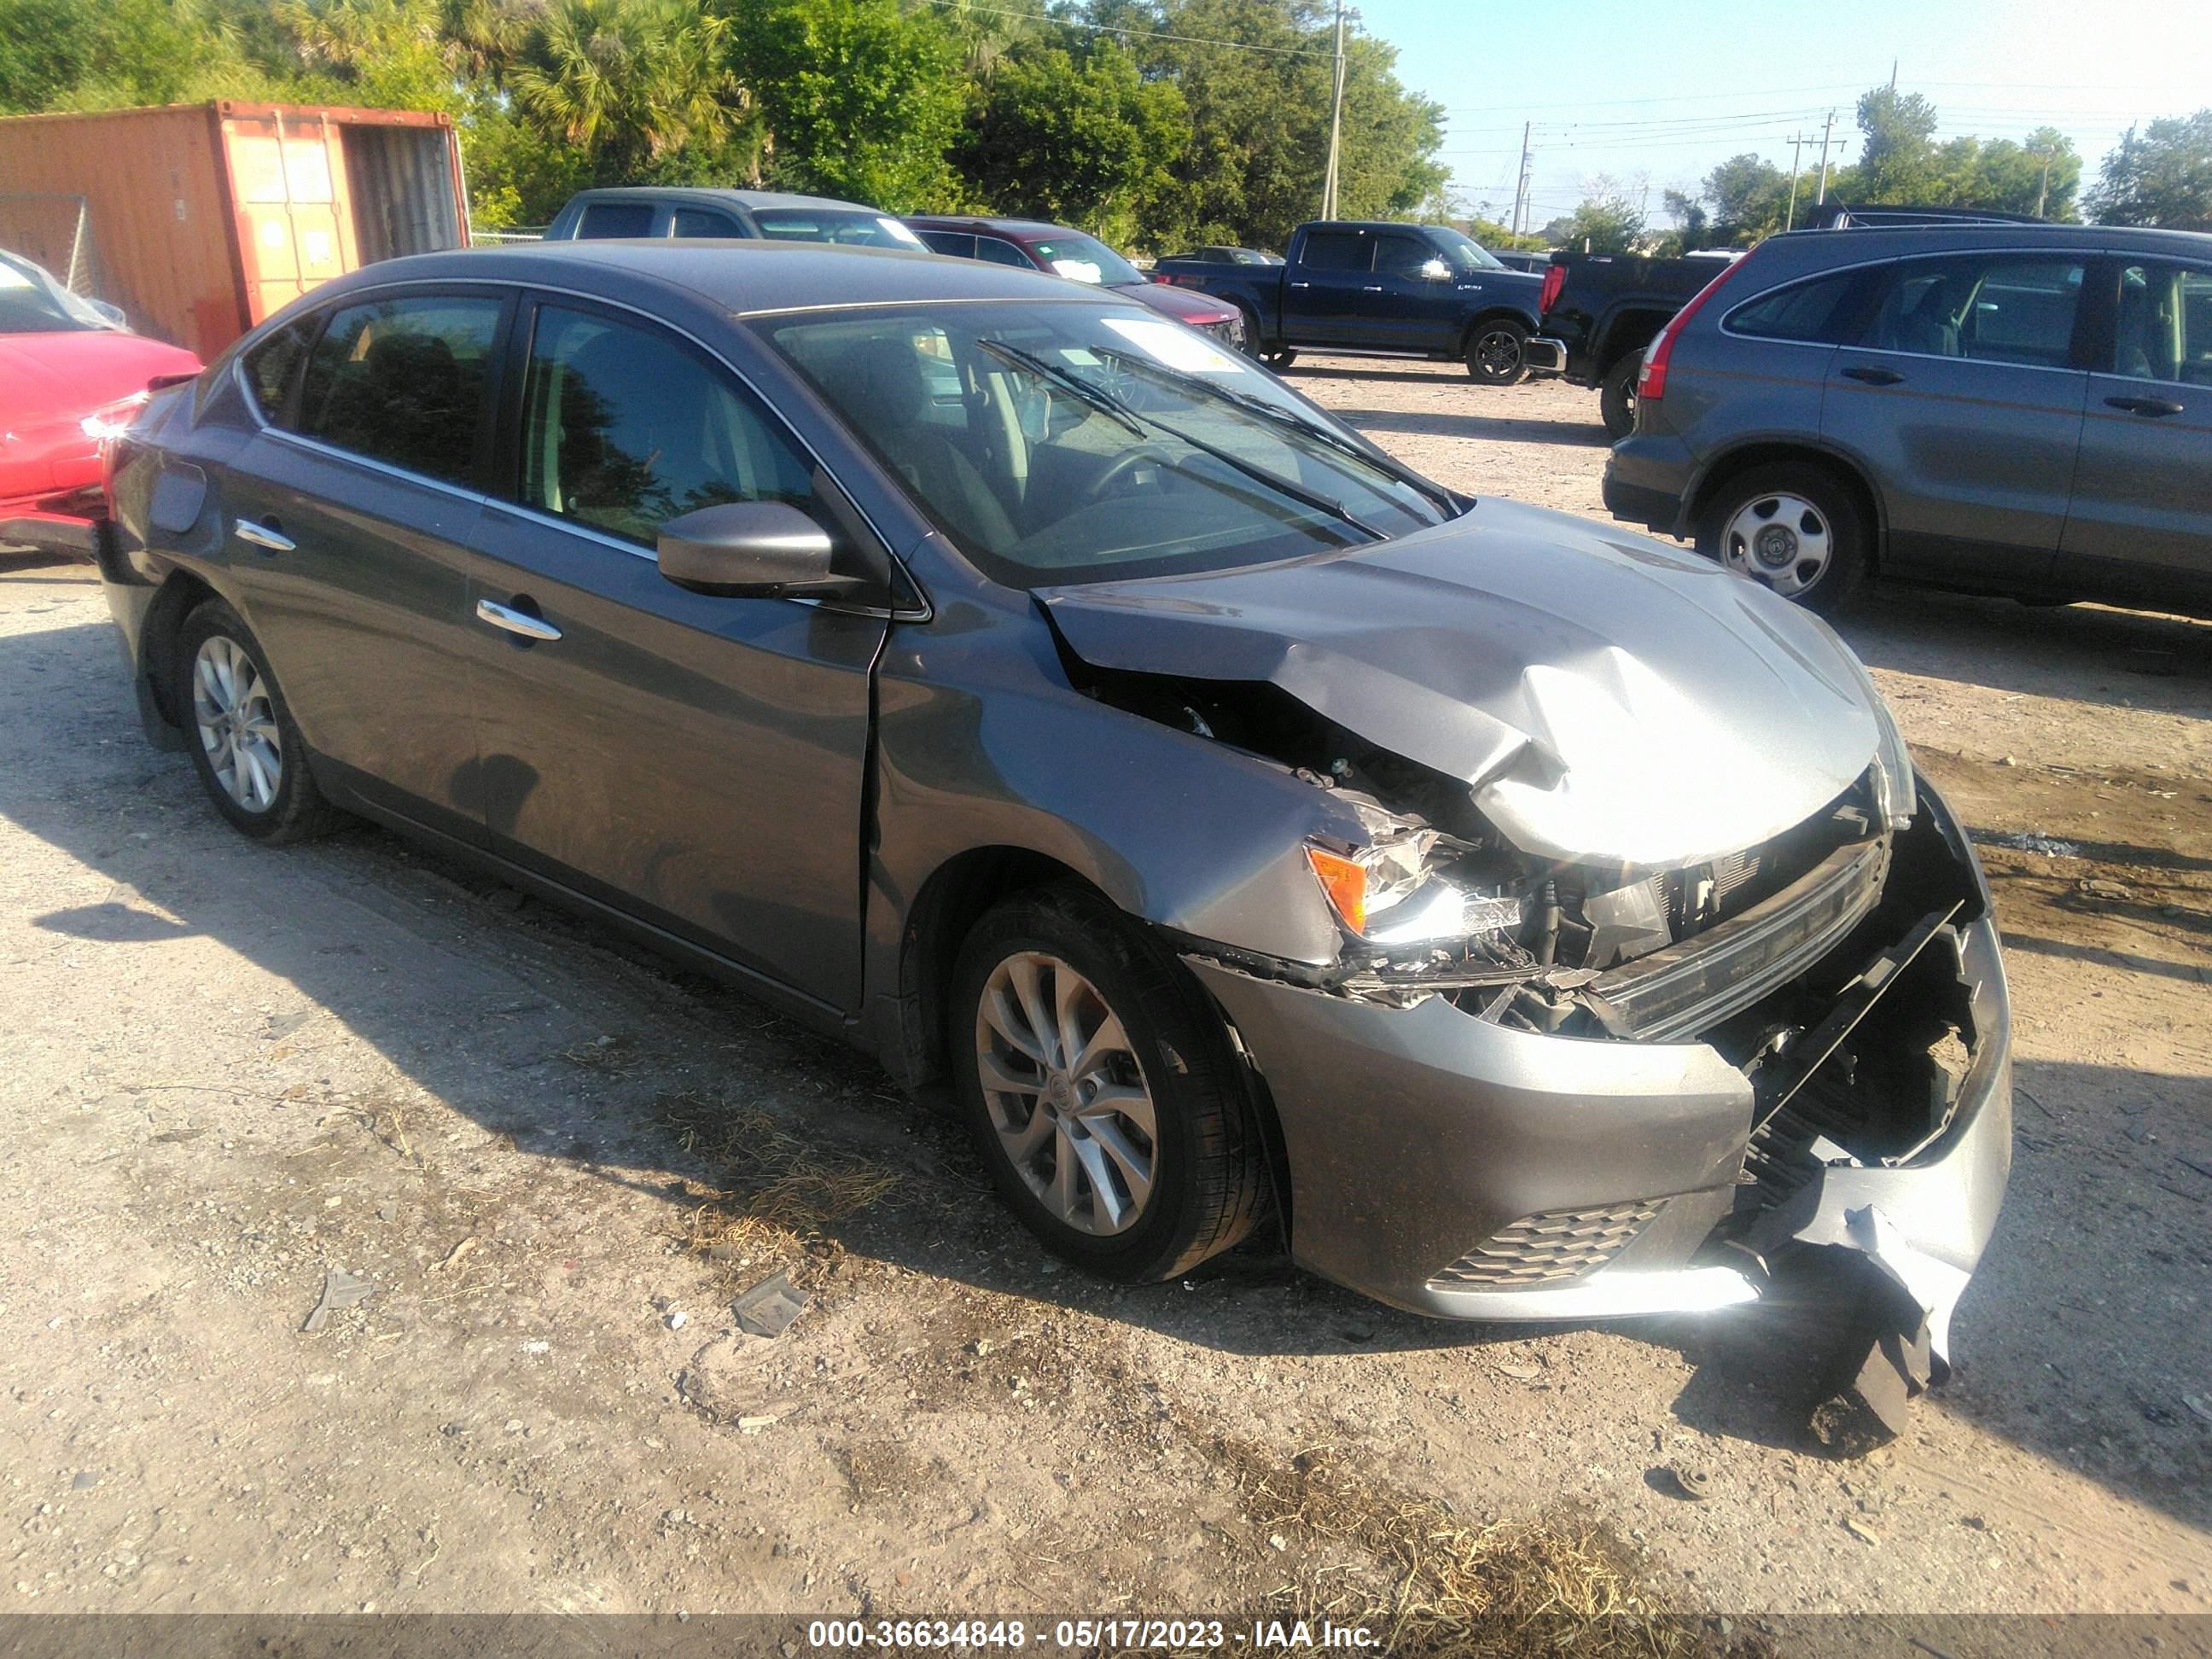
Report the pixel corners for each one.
[1598,353,1640,439]
[950,884,1265,1283]
[1696,463,1871,614]
[1464,318,1530,386]
[1260,345,1299,370]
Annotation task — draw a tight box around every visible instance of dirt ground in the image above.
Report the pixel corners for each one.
[3,360,2209,1635]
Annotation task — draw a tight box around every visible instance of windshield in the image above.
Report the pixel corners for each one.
[0,252,113,334]
[751,209,926,250]
[1429,228,1504,273]
[760,301,1452,588]
[1022,233,1145,288]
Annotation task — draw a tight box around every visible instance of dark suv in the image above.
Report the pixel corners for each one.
[1603,223,2212,616]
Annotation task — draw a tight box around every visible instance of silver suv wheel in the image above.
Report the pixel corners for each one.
[190,634,283,812]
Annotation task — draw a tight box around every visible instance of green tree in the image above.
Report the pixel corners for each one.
[1541,178,1644,253]
[508,0,740,178]
[1853,85,1941,202]
[955,41,1189,240]
[724,0,963,211]
[2087,110,2212,230]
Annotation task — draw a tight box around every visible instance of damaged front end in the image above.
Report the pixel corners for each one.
[1041,541,2010,1447]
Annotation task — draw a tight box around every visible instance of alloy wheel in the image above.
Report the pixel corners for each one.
[191,634,282,812]
[1473,327,1522,379]
[973,951,1158,1237]
[1719,492,1832,597]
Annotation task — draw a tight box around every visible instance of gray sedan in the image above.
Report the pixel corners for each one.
[97,242,2010,1433]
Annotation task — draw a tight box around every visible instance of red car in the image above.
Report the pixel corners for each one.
[1,249,201,550]
[903,217,1249,353]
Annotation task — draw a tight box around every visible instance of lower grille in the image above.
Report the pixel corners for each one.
[1429,1201,1662,1288]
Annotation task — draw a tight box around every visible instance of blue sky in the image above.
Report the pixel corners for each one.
[1351,0,2212,226]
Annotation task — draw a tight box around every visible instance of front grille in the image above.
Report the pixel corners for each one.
[1429,1201,1662,1288]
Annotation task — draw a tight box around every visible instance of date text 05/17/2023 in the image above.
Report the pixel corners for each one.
[804,1618,1380,1649]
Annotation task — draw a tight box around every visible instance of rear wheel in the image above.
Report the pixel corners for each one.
[172,599,341,842]
[1696,463,1871,614]
[1598,353,1640,438]
[950,883,1265,1283]
[1464,318,1530,386]
[1260,344,1299,370]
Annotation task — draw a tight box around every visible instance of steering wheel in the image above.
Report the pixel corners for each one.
[1084,445,1173,502]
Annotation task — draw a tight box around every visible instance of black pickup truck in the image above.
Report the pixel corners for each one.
[1531,251,1740,435]
[1153,221,1551,385]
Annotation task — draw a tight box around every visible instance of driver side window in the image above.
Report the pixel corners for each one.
[519,306,814,547]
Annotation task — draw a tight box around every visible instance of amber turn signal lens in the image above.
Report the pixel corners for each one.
[1304,846,1368,934]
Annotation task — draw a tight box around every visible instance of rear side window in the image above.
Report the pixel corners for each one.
[295,294,503,486]
[974,236,1033,269]
[519,305,815,547]
[2111,262,2212,386]
[672,209,745,238]
[1301,232,1371,273]
[1855,253,2085,367]
[1726,272,1858,342]
[575,202,655,239]
[240,314,317,425]
[917,231,975,258]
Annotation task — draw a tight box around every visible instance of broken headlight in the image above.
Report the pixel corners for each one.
[1305,819,1523,946]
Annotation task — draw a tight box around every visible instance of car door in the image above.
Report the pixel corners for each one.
[465,296,888,1011]
[1361,233,1461,352]
[1821,250,2090,592]
[2057,255,2212,612]
[217,287,509,841]
[1284,230,1373,346]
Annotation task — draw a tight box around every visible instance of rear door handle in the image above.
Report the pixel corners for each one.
[2104,394,2185,416]
[475,597,562,643]
[1289,281,1311,288]
[1362,285,1383,292]
[234,518,294,552]
[1841,365,1906,386]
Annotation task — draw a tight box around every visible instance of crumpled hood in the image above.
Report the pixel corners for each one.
[1037,498,1882,868]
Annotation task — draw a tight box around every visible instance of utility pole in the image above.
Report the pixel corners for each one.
[1815,108,1837,206]
[1320,0,1346,220]
[2032,145,2055,217]
[1784,131,1805,230]
[1511,120,1532,237]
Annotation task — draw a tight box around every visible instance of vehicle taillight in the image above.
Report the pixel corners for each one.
[1638,255,1751,403]
[1538,264,1565,316]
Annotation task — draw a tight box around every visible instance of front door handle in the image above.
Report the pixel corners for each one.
[475,597,562,643]
[1289,281,1311,288]
[234,518,294,552]
[1362,284,1384,292]
[2105,393,2185,416]
[1841,365,1906,386]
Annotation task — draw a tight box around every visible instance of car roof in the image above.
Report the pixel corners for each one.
[566,186,889,215]
[297,239,1144,318]
[1760,221,2212,260]
[903,216,1079,241]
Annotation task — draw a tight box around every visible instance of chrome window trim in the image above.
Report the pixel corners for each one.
[226,274,929,618]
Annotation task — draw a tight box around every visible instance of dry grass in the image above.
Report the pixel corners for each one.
[1228,1438,1711,1658]
[661,1090,904,1281]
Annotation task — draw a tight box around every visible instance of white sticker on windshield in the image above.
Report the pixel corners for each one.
[1099,316,1243,375]
[1048,259,1105,284]
[879,217,925,247]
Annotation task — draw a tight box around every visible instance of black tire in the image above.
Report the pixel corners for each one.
[949,883,1265,1283]
[1464,317,1530,386]
[1261,344,1299,370]
[172,598,342,843]
[1598,353,1640,439]
[1694,462,1871,615]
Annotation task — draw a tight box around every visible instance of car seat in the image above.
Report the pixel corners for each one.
[842,337,1016,550]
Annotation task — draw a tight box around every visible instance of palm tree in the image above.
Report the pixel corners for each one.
[508,0,736,169]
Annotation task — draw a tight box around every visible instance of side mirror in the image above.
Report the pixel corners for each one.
[89,299,127,328]
[656,501,864,599]
[1418,258,1452,282]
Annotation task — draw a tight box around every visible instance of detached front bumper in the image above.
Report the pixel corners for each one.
[1186,786,2011,1357]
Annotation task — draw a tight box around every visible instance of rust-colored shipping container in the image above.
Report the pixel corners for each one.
[0,101,469,358]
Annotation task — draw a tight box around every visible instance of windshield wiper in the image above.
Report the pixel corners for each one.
[1092,347,1460,518]
[977,338,1386,541]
